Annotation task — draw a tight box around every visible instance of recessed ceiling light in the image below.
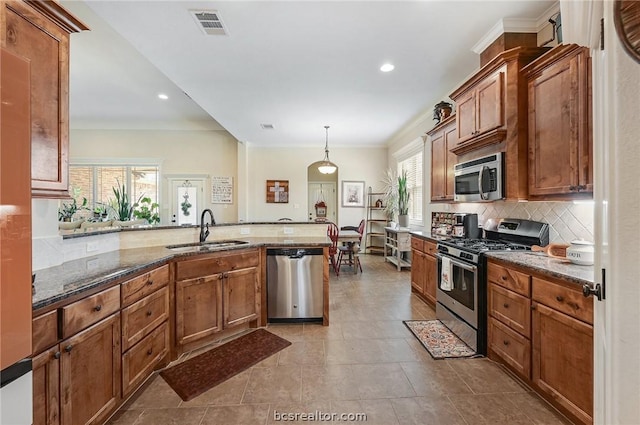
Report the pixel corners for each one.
[380,63,395,72]
[157,93,169,100]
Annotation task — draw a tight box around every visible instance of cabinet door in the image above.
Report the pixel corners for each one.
[175,274,223,346]
[476,72,504,135]
[532,302,593,425]
[223,267,259,328]
[33,346,60,425]
[410,250,425,295]
[430,131,446,201]
[444,123,458,200]
[60,313,120,425]
[2,2,72,198]
[528,49,591,197]
[423,254,437,306]
[456,90,476,143]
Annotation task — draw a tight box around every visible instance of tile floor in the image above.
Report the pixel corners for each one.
[107,254,572,425]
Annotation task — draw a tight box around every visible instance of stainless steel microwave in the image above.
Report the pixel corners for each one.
[454,153,504,202]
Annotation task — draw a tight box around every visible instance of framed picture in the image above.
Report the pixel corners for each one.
[341,180,365,208]
[266,180,289,203]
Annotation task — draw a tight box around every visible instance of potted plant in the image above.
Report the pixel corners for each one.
[133,197,160,225]
[381,168,410,228]
[110,180,142,221]
[58,197,88,222]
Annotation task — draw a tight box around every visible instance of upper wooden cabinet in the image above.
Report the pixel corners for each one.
[450,47,548,200]
[1,0,88,198]
[524,44,592,199]
[427,114,457,202]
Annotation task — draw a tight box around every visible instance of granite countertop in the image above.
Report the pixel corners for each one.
[485,251,594,285]
[33,236,330,311]
[409,231,450,242]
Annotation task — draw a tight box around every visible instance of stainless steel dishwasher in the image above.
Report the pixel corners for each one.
[267,247,324,322]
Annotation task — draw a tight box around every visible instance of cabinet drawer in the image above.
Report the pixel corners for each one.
[489,317,531,379]
[122,322,169,396]
[487,262,531,296]
[411,237,424,252]
[60,286,120,339]
[121,286,169,352]
[488,283,531,338]
[424,241,437,256]
[176,249,259,280]
[32,310,59,355]
[532,277,593,325]
[121,264,169,307]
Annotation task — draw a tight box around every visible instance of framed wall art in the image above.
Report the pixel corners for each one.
[266,180,289,203]
[341,180,365,207]
[211,176,233,204]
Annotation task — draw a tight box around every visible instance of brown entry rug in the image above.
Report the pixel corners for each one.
[160,329,291,401]
[404,320,476,360]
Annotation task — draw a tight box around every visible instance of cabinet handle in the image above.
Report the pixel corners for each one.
[147,348,153,356]
[503,340,510,346]
[569,185,577,191]
[219,273,224,279]
[146,310,153,317]
[501,275,507,280]
[531,304,537,310]
[556,295,564,302]
[94,305,102,312]
[53,351,61,359]
[223,272,229,278]
[64,344,73,353]
[503,303,509,308]
[147,280,154,286]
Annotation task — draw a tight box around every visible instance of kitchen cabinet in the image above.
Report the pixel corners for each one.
[175,249,260,352]
[32,346,60,425]
[427,114,457,202]
[449,47,548,200]
[410,237,437,306]
[524,44,592,198]
[487,259,593,425]
[1,0,88,198]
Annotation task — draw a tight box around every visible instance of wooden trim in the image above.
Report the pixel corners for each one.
[25,0,89,33]
[425,113,456,137]
[450,129,506,155]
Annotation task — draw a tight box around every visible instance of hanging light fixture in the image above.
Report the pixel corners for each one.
[318,125,337,174]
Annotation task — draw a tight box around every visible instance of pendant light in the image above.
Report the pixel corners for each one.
[318,125,337,174]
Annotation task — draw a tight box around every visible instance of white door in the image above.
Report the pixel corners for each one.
[308,182,336,223]
[168,179,205,225]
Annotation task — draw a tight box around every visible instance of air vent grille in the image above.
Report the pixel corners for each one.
[190,10,228,36]
[260,124,275,130]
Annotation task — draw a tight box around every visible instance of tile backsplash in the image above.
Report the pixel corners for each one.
[429,201,594,244]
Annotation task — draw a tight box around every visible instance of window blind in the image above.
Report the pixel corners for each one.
[398,151,423,223]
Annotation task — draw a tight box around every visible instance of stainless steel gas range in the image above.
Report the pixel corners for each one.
[435,218,549,355]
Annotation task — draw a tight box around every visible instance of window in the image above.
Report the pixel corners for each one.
[398,151,423,223]
[69,163,159,219]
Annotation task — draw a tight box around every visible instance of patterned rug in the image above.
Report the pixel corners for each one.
[404,320,476,359]
[160,329,291,401]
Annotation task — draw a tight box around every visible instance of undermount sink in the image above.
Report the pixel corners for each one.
[166,240,250,252]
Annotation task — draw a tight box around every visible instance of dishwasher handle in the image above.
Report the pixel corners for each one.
[267,248,324,258]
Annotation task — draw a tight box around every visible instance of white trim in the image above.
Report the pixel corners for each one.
[536,3,561,33]
[71,157,163,166]
[471,18,538,55]
[392,136,423,162]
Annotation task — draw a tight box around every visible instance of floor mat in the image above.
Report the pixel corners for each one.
[160,328,291,401]
[404,320,476,359]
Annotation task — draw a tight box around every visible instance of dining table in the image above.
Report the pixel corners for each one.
[338,230,362,274]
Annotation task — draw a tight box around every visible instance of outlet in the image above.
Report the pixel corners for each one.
[87,258,99,270]
[283,227,294,235]
[283,239,294,244]
[294,203,300,209]
[240,227,250,235]
[86,241,99,252]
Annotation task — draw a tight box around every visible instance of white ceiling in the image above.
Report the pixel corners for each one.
[64,1,556,147]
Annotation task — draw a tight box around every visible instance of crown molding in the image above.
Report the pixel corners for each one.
[472,18,539,54]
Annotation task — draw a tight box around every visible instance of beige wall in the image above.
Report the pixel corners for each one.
[69,129,238,224]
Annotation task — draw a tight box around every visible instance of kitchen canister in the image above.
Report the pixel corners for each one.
[565,240,595,265]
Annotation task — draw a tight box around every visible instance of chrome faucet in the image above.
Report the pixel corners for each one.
[199,209,216,243]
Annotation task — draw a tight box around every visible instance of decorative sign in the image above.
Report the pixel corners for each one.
[212,176,233,204]
[266,180,289,203]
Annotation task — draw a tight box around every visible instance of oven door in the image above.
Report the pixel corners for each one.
[436,253,478,328]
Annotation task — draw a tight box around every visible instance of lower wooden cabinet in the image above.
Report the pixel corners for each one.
[32,346,61,425]
[487,259,593,425]
[410,237,437,306]
[175,249,261,351]
[122,322,169,396]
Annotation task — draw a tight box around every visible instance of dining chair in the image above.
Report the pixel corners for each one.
[337,219,365,273]
[327,222,340,276]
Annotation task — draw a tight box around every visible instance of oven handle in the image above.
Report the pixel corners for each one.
[435,253,477,273]
[478,165,489,200]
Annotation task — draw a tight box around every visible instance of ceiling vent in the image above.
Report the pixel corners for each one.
[190,10,228,36]
[260,124,275,130]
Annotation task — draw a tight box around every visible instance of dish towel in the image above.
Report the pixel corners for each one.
[441,256,453,291]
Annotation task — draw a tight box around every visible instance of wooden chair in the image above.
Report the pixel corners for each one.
[337,219,365,273]
[327,222,340,276]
